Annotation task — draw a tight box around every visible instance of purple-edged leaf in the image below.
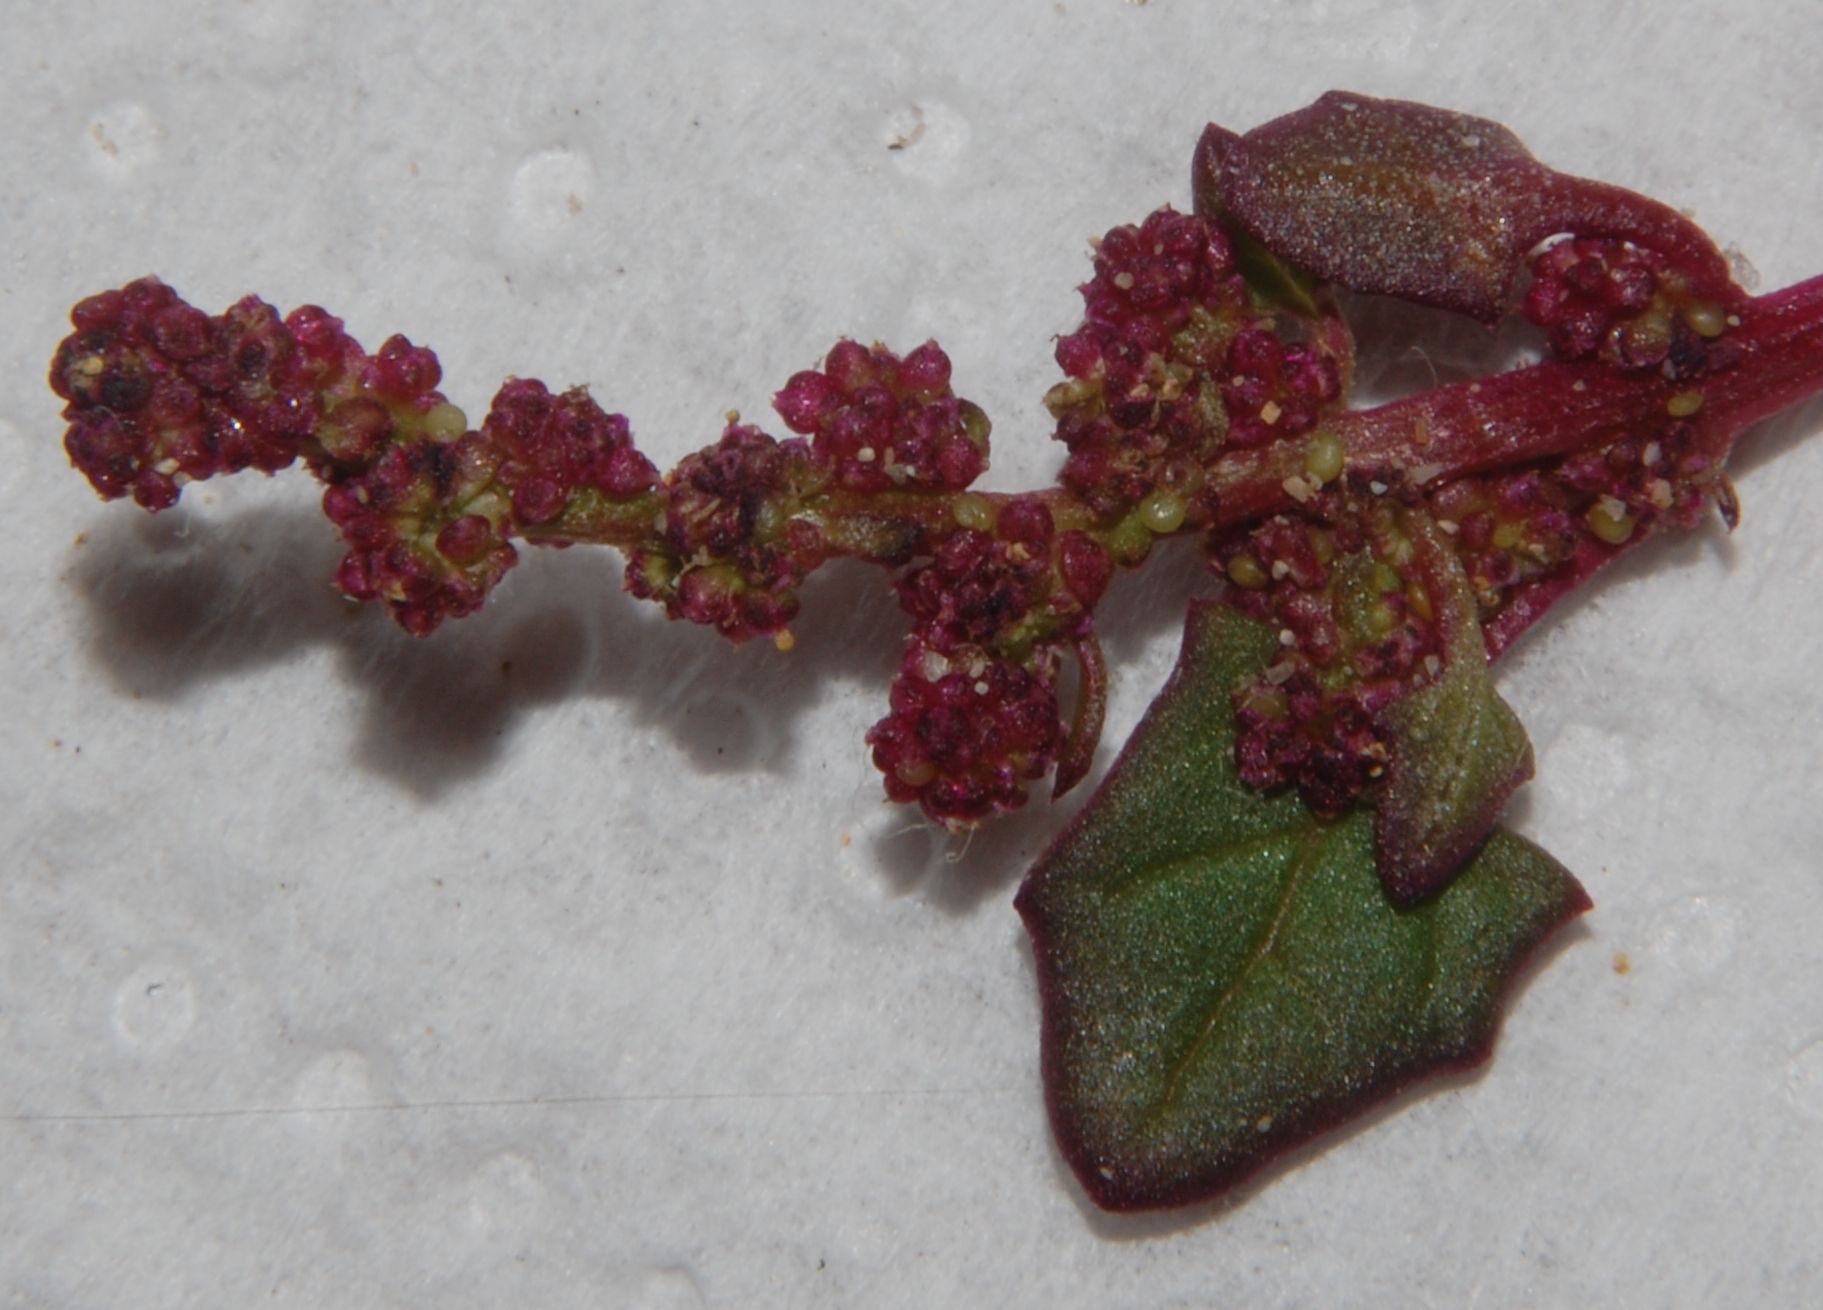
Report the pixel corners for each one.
[1015,602,1588,1213]
[1374,511,1534,904]
[1200,91,1736,321]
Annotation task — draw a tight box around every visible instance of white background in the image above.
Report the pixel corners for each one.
[4,2,1821,1306]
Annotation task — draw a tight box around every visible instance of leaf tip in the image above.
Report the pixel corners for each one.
[1375,736,1536,906]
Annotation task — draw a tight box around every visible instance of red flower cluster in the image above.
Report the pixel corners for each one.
[866,494,1116,826]
[321,429,514,637]
[1219,325,1343,449]
[774,340,989,494]
[868,638,1064,829]
[1213,510,1440,816]
[482,379,658,527]
[626,424,828,643]
[50,278,352,510]
[1521,235,1739,379]
[894,503,1050,646]
[308,331,525,638]
[1047,207,1247,517]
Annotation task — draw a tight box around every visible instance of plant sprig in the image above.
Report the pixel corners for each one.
[49,92,1823,1211]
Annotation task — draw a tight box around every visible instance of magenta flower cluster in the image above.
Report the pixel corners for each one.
[774,339,988,494]
[55,280,339,510]
[1047,207,1246,518]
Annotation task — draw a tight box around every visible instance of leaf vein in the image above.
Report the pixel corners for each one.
[1144,823,1335,1126]
[1102,821,1308,901]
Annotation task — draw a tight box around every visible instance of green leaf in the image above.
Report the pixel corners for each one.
[1014,602,1589,1212]
[1374,510,1535,905]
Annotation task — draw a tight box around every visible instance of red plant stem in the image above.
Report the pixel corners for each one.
[1191,275,1823,654]
[1404,274,1823,656]
[808,274,1823,681]
[1338,273,1823,489]
[780,275,1823,597]
[1695,273,1823,436]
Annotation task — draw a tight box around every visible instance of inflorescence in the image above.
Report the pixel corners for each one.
[50,94,1823,833]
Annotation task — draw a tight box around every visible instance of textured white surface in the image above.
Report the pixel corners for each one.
[4,2,1822,1306]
